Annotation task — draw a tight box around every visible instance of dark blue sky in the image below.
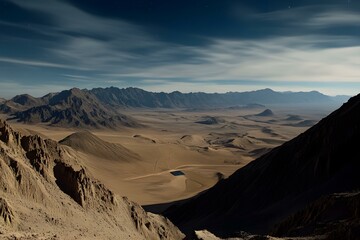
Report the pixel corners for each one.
[0,0,359,97]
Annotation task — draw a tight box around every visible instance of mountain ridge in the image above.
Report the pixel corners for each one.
[6,88,141,129]
[0,87,349,128]
[0,118,184,239]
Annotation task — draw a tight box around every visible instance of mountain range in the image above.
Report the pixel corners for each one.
[89,87,348,108]
[164,93,360,239]
[1,88,140,129]
[0,87,349,128]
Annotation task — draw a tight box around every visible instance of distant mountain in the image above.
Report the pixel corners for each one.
[10,88,140,128]
[0,97,6,104]
[255,109,274,117]
[164,93,360,238]
[0,94,45,114]
[11,94,44,106]
[0,87,349,128]
[90,87,229,108]
[90,87,347,108]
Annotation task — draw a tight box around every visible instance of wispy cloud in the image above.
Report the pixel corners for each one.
[1,0,359,96]
[105,36,360,83]
[0,57,78,69]
[6,0,179,70]
[305,10,360,27]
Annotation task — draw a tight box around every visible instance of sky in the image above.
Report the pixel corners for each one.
[0,0,359,98]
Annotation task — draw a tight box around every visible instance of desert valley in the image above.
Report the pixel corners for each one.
[1,87,359,239]
[0,88,344,206]
[1,0,359,239]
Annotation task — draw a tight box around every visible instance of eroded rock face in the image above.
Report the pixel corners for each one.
[0,120,21,146]
[123,197,185,240]
[0,119,184,239]
[0,197,16,226]
[20,135,61,180]
[0,119,61,181]
[53,161,117,210]
[0,121,50,203]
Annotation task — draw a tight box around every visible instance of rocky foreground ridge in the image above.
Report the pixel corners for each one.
[0,119,184,239]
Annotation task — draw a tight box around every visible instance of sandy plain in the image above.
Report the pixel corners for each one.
[4,106,326,206]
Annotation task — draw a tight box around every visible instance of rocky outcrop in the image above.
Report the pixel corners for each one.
[0,197,16,226]
[0,120,58,203]
[53,161,117,210]
[0,120,21,146]
[0,119,61,180]
[124,197,184,240]
[0,119,184,239]
[21,135,61,180]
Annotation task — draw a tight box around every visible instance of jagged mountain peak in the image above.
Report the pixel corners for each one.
[0,87,350,129]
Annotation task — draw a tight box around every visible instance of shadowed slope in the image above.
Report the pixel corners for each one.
[272,191,360,239]
[164,93,360,238]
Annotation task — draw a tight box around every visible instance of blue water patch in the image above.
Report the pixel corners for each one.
[170,171,185,176]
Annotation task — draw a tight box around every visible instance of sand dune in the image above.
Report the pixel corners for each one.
[180,135,208,147]
[60,131,140,162]
[223,136,257,150]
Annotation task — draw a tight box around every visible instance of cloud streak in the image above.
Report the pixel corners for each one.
[105,36,360,82]
[0,0,359,97]
[0,57,80,69]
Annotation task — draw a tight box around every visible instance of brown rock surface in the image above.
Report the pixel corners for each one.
[0,119,184,239]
